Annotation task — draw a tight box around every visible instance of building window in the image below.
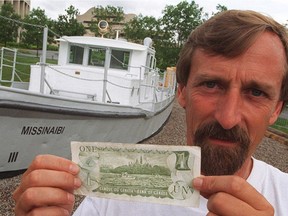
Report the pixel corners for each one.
[69,45,84,64]
[88,48,106,67]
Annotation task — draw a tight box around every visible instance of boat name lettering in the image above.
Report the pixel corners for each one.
[21,126,65,135]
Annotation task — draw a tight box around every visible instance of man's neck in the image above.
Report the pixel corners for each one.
[235,157,254,179]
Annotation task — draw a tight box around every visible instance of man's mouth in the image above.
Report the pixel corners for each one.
[208,136,238,147]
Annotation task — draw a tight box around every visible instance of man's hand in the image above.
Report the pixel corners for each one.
[13,155,81,216]
[193,176,274,216]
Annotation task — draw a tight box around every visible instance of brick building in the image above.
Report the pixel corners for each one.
[0,0,30,18]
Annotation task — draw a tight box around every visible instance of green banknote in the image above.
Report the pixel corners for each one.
[71,141,201,207]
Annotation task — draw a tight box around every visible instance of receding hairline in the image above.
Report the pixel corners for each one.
[176,10,288,86]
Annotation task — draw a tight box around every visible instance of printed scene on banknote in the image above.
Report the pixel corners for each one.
[71,141,201,207]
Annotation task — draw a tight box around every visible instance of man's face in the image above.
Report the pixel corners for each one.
[178,32,285,176]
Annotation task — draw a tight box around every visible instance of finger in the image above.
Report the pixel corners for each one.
[25,206,70,216]
[207,192,256,216]
[193,176,271,211]
[24,155,79,177]
[13,169,81,202]
[25,169,80,190]
[16,187,75,214]
[206,212,218,216]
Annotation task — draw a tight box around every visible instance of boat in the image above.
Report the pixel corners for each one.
[0,28,176,174]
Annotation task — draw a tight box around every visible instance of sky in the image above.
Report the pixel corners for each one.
[31,0,288,24]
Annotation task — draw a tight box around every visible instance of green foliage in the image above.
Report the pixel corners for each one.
[161,0,206,46]
[1,1,229,72]
[89,5,125,38]
[21,8,54,55]
[53,5,86,36]
[124,15,162,44]
[155,43,181,71]
[92,5,124,22]
[0,3,21,46]
[124,0,208,70]
[212,4,228,16]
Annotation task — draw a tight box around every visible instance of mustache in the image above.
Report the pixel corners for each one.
[194,121,250,146]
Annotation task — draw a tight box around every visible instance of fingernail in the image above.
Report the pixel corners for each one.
[63,209,70,216]
[74,177,82,188]
[67,193,75,203]
[69,164,79,174]
[193,177,203,189]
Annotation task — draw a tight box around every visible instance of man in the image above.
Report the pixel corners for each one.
[13,10,288,215]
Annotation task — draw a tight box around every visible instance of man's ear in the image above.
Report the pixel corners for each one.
[177,84,187,109]
[269,101,283,125]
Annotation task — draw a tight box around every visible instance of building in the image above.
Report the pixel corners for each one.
[77,7,136,37]
[0,0,30,42]
[0,0,30,18]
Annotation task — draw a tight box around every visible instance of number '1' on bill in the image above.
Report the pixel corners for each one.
[71,141,201,207]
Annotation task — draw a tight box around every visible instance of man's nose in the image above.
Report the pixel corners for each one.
[214,90,242,129]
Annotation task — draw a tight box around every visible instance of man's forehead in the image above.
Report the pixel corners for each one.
[193,31,286,60]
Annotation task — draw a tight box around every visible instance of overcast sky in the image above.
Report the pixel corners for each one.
[31,0,288,24]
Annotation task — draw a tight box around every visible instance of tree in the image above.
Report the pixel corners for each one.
[0,3,21,46]
[161,0,206,47]
[22,8,53,56]
[212,4,228,16]
[124,14,176,70]
[124,1,207,70]
[89,5,125,38]
[53,5,86,36]
[124,14,162,44]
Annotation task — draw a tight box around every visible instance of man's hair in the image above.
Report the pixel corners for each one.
[176,10,288,103]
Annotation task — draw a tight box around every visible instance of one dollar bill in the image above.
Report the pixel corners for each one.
[71,141,201,207]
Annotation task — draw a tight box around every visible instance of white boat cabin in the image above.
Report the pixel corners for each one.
[28,36,175,110]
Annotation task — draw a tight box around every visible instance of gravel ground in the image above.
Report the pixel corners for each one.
[1,100,287,215]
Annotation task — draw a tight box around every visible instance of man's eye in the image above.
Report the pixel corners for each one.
[205,81,216,88]
[251,89,263,97]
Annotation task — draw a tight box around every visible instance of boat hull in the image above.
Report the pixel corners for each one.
[0,99,173,173]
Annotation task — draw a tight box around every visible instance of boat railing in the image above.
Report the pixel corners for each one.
[44,63,137,103]
[43,63,176,111]
[0,46,176,112]
[0,47,31,88]
[109,46,176,110]
[137,65,176,112]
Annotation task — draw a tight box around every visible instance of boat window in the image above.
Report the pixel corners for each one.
[150,55,155,69]
[110,50,130,70]
[88,48,106,67]
[69,45,84,64]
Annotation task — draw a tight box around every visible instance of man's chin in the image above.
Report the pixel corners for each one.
[200,145,247,176]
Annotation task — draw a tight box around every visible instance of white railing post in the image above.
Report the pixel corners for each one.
[11,48,17,83]
[40,26,48,93]
[138,66,142,104]
[102,48,111,103]
[0,48,3,80]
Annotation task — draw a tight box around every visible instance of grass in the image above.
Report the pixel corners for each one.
[0,51,57,86]
[270,117,288,134]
